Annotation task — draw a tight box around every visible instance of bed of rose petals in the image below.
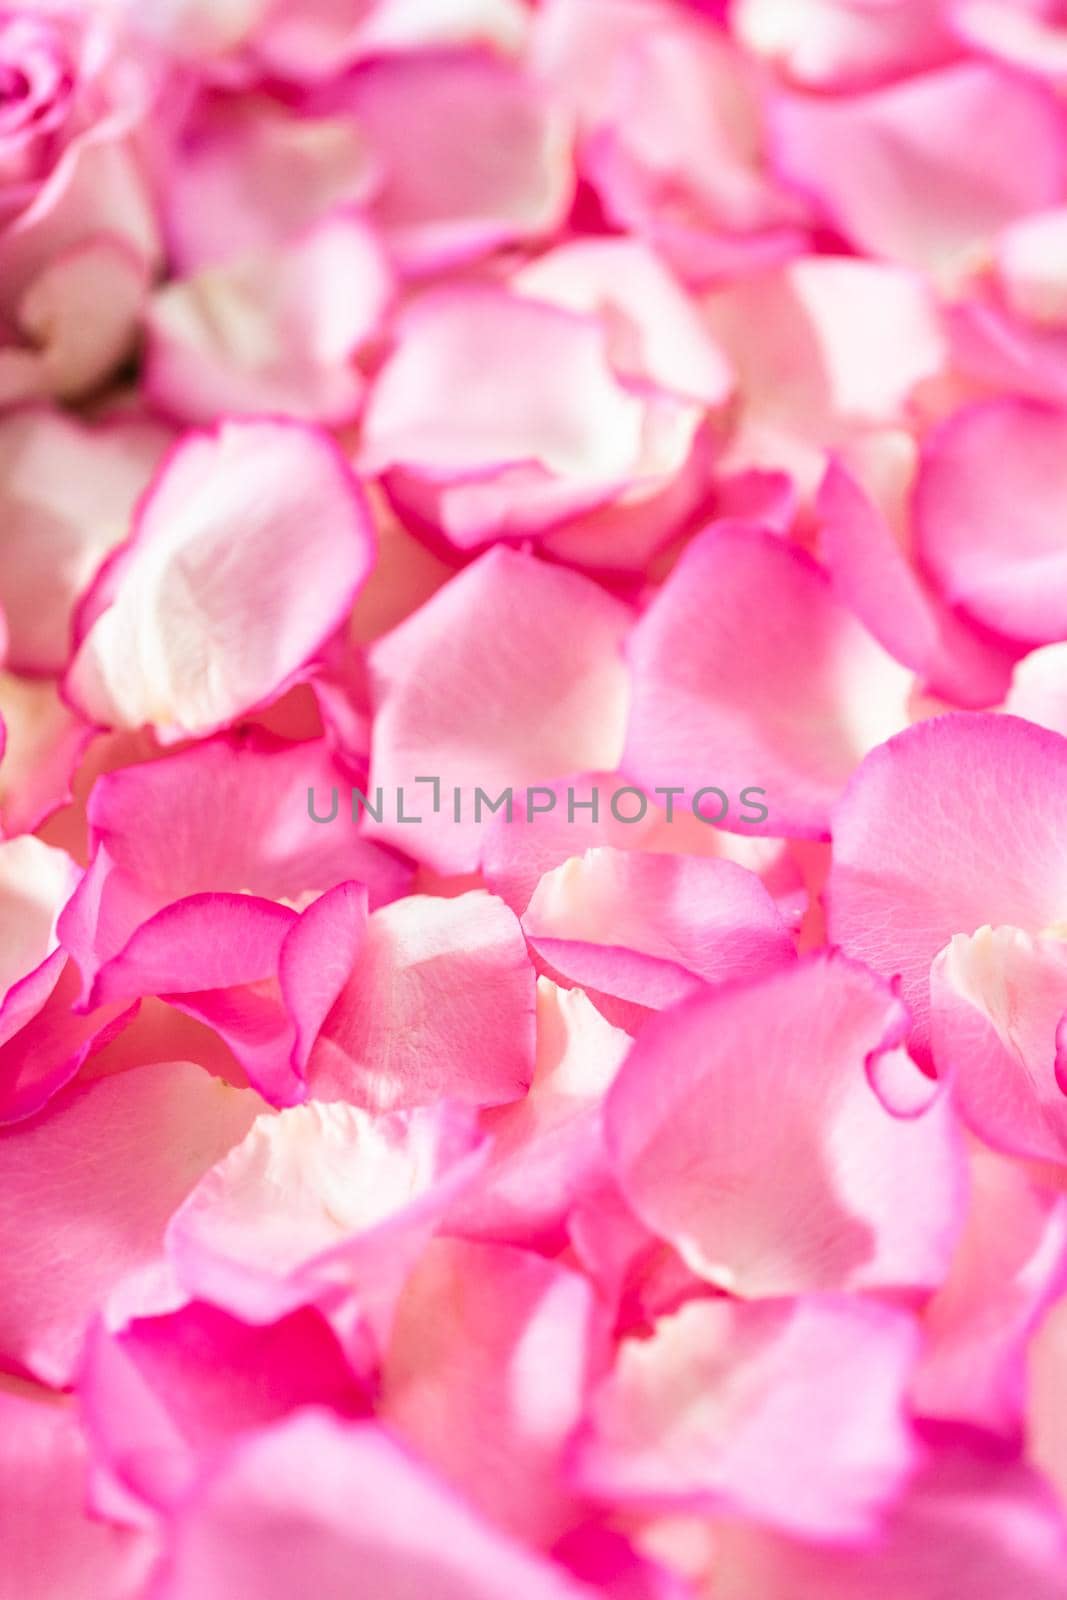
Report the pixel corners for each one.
[10,0,1067,1596]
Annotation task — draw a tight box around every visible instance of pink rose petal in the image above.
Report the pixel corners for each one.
[603,952,965,1296]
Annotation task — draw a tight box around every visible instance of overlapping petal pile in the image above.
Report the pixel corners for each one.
[6,1,1067,1596]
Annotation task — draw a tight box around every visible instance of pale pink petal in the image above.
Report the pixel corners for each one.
[73,881,368,1111]
[165,91,379,271]
[360,284,701,551]
[997,207,1067,328]
[536,0,806,282]
[381,1238,603,1542]
[79,1302,367,1514]
[0,674,94,835]
[514,404,714,575]
[146,217,392,425]
[575,1294,919,1540]
[145,0,529,74]
[603,953,965,1296]
[513,238,733,407]
[622,523,913,840]
[150,1413,597,1600]
[0,409,169,676]
[947,292,1067,407]
[365,547,631,873]
[0,834,78,995]
[348,491,454,646]
[732,0,957,90]
[255,0,530,76]
[0,952,136,1126]
[931,925,1067,1163]
[277,880,370,1082]
[483,771,803,923]
[88,895,303,1106]
[0,120,160,317]
[915,399,1067,645]
[827,713,1067,1064]
[307,889,535,1111]
[771,64,1067,276]
[567,1169,704,1336]
[522,849,795,1009]
[1028,1284,1067,1509]
[65,421,376,739]
[447,978,628,1251]
[1004,642,1067,734]
[817,440,1017,708]
[952,0,1067,84]
[0,836,131,1120]
[58,732,409,999]
[344,52,573,274]
[0,1387,155,1600]
[915,1147,1067,1434]
[0,1061,260,1385]
[167,1100,486,1338]
[704,257,947,497]
[0,237,148,407]
[121,0,271,61]
[713,1447,1067,1600]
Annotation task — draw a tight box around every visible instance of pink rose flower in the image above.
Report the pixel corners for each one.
[0,4,161,403]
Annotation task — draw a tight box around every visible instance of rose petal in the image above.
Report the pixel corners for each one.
[66,420,377,740]
[603,952,965,1296]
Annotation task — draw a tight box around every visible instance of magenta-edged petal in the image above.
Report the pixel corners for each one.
[771,63,1067,275]
[0,409,169,675]
[87,895,303,1106]
[448,979,628,1252]
[713,1446,1067,1600]
[79,1302,368,1515]
[149,1413,598,1600]
[0,1062,261,1386]
[278,880,370,1079]
[165,92,378,272]
[359,283,703,553]
[365,547,631,873]
[166,1100,486,1339]
[915,398,1067,646]
[817,444,1017,708]
[733,0,956,90]
[65,420,377,740]
[522,849,795,1009]
[827,714,1067,1063]
[146,217,392,425]
[703,256,947,497]
[603,953,965,1296]
[0,1386,156,1600]
[915,1147,1067,1435]
[931,926,1067,1164]
[58,732,409,999]
[345,51,573,274]
[574,1294,920,1540]
[0,836,133,1122]
[622,523,912,840]
[381,1239,604,1542]
[482,771,802,921]
[307,889,535,1111]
